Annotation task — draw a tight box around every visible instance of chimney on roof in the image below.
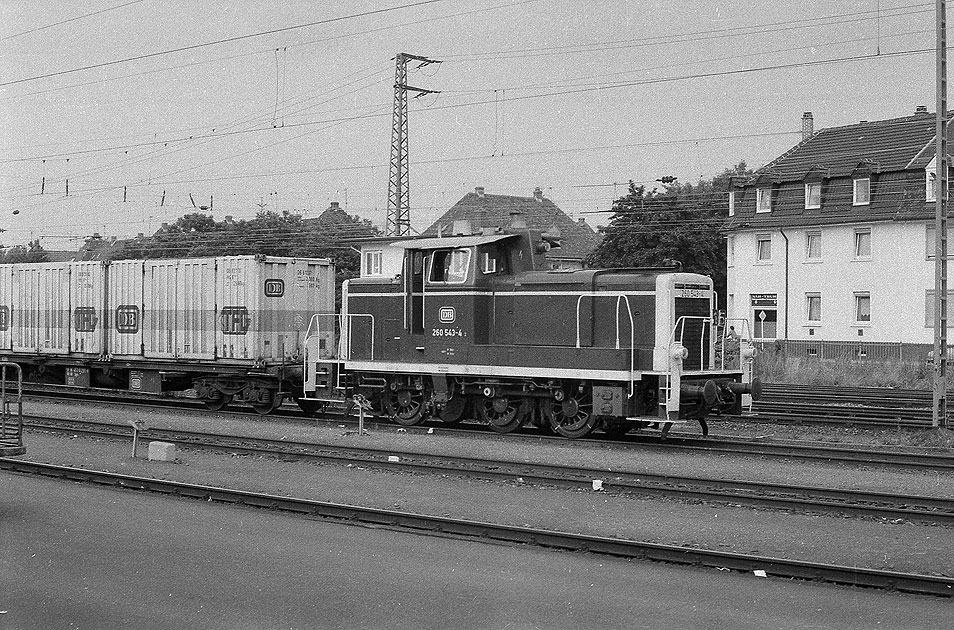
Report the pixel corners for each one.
[136,233,144,240]
[330,201,340,209]
[801,112,814,140]
[224,215,234,224]
[916,105,929,114]
[475,186,485,198]
[509,211,528,230]
[533,187,543,202]
[452,220,474,236]
[161,223,168,229]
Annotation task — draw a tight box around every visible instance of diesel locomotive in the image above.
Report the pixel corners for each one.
[301,220,760,438]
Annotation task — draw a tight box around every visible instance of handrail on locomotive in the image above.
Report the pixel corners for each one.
[575,293,636,395]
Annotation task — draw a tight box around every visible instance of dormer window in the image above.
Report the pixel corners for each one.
[927,156,938,202]
[805,182,821,209]
[756,188,772,213]
[853,178,871,205]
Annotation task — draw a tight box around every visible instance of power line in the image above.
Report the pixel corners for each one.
[0,0,145,42]
[0,0,455,88]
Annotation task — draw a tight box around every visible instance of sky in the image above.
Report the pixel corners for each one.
[0,0,943,250]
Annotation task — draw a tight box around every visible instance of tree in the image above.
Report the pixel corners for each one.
[585,161,754,302]
[1,239,50,263]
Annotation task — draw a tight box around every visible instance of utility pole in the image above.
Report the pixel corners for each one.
[386,52,440,237]
[933,0,949,429]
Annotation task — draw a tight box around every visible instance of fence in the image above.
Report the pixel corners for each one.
[759,339,946,362]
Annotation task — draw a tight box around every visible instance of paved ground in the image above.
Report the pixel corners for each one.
[3,472,952,630]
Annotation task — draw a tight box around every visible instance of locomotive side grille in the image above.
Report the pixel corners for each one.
[674,297,711,370]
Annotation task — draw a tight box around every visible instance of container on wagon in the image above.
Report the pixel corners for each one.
[12,262,72,354]
[214,255,335,363]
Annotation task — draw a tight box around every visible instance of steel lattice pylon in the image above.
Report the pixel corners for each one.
[385,53,439,237]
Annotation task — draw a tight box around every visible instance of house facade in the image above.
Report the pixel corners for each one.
[725,109,949,345]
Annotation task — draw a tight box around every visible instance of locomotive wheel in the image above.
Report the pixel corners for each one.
[438,391,469,424]
[252,393,283,415]
[478,396,528,433]
[544,387,597,439]
[386,389,426,426]
[204,393,232,412]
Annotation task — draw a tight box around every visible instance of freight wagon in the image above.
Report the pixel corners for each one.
[0,255,335,413]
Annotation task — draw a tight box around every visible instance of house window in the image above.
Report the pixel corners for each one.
[854,228,871,259]
[728,191,736,217]
[806,293,821,322]
[362,250,383,276]
[727,236,735,267]
[854,292,871,323]
[805,231,822,259]
[925,224,952,259]
[853,178,871,205]
[805,182,821,209]
[925,290,954,327]
[756,188,772,213]
[756,234,772,262]
[927,170,937,202]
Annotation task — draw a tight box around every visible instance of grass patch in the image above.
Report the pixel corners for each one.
[755,347,938,389]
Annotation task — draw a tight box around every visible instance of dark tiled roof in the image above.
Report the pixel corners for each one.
[756,112,949,182]
[423,190,601,260]
[726,112,949,231]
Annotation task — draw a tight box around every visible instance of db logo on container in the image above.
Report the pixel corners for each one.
[438,307,456,323]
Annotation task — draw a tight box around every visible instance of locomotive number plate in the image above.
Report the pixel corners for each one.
[431,327,466,338]
[675,289,707,298]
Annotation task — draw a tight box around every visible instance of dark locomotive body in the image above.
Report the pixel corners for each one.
[304,226,757,438]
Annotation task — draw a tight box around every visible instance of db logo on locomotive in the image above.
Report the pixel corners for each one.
[438,306,456,323]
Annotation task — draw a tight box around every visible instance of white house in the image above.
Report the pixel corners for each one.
[725,108,949,347]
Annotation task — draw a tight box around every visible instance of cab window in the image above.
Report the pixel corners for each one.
[429,248,471,284]
[480,246,508,275]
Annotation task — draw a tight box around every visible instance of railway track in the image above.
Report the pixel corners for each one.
[25,416,954,525]
[2,457,951,597]
[22,391,954,470]
[17,380,950,431]
[733,383,939,429]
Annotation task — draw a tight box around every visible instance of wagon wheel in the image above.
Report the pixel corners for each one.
[478,396,530,433]
[386,388,426,426]
[544,386,597,439]
[252,393,283,415]
[204,393,232,412]
[437,391,470,424]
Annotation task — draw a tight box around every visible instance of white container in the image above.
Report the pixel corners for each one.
[215,256,335,362]
[107,259,144,358]
[68,261,107,355]
[143,258,216,359]
[0,265,13,352]
[12,263,71,353]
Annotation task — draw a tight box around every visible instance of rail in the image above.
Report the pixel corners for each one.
[0,361,24,456]
[575,293,636,393]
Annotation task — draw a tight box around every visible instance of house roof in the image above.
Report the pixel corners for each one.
[726,111,952,230]
[423,188,601,260]
[755,111,951,183]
